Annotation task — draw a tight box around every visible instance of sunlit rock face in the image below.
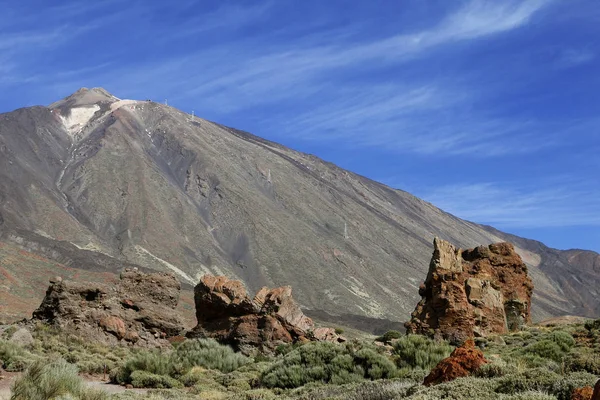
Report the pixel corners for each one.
[405,238,534,344]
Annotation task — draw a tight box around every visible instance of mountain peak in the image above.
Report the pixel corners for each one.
[50,87,120,109]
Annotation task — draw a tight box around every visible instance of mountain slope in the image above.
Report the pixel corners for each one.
[0,88,598,326]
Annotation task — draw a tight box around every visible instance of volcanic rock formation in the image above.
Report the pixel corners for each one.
[423,339,488,386]
[32,268,184,346]
[189,275,344,353]
[405,238,534,343]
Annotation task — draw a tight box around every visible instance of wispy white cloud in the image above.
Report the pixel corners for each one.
[418,180,600,228]
[157,2,275,41]
[33,0,552,107]
[555,48,595,68]
[272,81,579,156]
[1,0,560,157]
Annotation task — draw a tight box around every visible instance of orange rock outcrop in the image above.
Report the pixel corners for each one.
[423,339,487,386]
[189,275,345,353]
[406,238,534,344]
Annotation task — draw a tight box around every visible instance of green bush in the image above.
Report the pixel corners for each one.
[375,330,403,344]
[584,318,600,331]
[10,358,108,400]
[550,371,598,400]
[407,376,499,400]
[474,360,509,378]
[1,325,17,340]
[29,324,133,375]
[0,340,38,371]
[112,350,173,384]
[261,342,397,388]
[503,393,559,400]
[111,339,250,388]
[172,339,251,373]
[496,367,561,395]
[547,330,576,351]
[521,340,564,362]
[564,350,600,374]
[392,334,453,370]
[130,370,183,389]
[496,369,597,400]
[515,330,575,364]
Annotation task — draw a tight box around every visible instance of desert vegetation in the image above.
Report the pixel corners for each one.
[1,320,600,399]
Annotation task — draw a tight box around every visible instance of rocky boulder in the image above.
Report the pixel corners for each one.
[423,339,487,386]
[571,386,594,400]
[8,328,34,347]
[32,268,184,346]
[189,275,345,353]
[405,238,534,343]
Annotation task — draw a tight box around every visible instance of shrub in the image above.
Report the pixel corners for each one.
[584,319,600,331]
[550,371,598,400]
[130,370,183,389]
[547,330,576,352]
[392,334,452,370]
[564,350,600,374]
[334,328,345,335]
[111,339,250,388]
[235,388,277,400]
[474,360,510,378]
[521,340,565,362]
[261,342,397,388]
[407,376,499,400]
[30,325,133,375]
[10,358,108,400]
[112,350,173,384]
[496,367,561,395]
[172,339,251,373]
[375,330,403,344]
[496,369,597,400]
[1,325,17,340]
[0,340,38,371]
[504,393,559,400]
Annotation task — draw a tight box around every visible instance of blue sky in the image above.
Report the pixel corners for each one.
[1,0,599,252]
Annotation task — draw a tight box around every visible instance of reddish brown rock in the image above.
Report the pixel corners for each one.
[256,285,314,332]
[99,316,127,339]
[423,339,487,386]
[405,238,534,343]
[572,386,594,400]
[32,268,184,347]
[195,275,256,323]
[189,275,343,353]
[313,327,347,343]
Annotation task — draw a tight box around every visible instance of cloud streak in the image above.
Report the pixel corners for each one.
[0,0,564,158]
[419,181,600,229]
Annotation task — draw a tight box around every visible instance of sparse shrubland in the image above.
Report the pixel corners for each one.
[2,321,599,399]
[0,340,39,371]
[260,341,398,388]
[111,338,251,388]
[10,358,108,400]
[392,334,453,370]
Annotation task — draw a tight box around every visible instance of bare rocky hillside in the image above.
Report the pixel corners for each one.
[0,88,598,330]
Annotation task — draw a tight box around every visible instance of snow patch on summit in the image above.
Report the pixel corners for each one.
[59,105,100,136]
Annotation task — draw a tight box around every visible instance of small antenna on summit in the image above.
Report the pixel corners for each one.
[192,110,194,119]
[164,99,168,106]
